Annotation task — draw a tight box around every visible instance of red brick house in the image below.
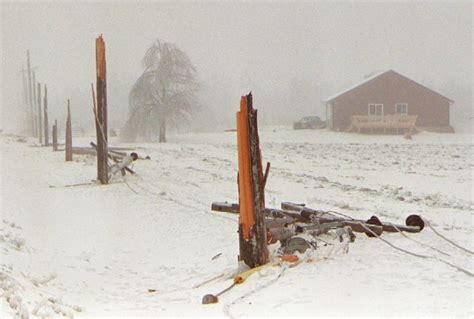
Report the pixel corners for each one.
[324,70,454,133]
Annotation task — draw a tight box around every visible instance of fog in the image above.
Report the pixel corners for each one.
[1,1,472,134]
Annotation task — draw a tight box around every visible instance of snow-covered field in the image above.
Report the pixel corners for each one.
[1,127,473,318]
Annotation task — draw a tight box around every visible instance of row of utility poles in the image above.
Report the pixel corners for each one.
[20,50,62,151]
[23,38,267,274]
[20,36,108,181]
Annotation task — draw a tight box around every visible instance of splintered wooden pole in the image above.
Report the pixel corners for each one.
[236,93,269,268]
[65,100,73,161]
[43,85,49,146]
[95,35,108,184]
[37,82,43,144]
[52,119,58,151]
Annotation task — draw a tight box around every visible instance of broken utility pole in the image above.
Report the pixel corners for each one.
[37,83,43,145]
[52,119,58,151]
[65,100,73,161]
[43,85,49,146]
[236,93,269,268]
[95,35,108,184]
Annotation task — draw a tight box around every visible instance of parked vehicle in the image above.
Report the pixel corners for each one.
[293,116,326,130]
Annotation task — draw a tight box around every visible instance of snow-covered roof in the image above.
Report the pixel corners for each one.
[323,70,389,103]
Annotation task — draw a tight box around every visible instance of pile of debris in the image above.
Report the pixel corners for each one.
[212,201,424,257]
[73,142,151,179]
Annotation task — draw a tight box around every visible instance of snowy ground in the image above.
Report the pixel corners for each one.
[1,127,473,318]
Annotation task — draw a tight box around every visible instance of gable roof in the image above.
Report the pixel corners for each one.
[323,69,453,103]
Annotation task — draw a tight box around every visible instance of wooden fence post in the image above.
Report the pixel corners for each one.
[43,85,49,146]
[65,100,73,161]
[236,93,268,268]
[37,82,43,144]
[52,119,58,151]
[95,35,108,184]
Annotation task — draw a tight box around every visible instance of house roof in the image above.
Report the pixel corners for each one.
[323,69,453,103]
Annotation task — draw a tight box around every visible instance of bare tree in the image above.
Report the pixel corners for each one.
[122,39,198,142]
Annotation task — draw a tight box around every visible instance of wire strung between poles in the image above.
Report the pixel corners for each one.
[424,219,474,255]
[304,206,457,259]
[124,173,238,223]
[359,222,474,278]
[389,223,451,257]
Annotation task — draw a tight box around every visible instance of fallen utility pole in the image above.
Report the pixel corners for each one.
[281,202,422,233]
[212,202,308,222]
[236,93,269,268]
[52,119,58,151]
[94,35,108,184]
[43,85,49,146]
[211,202,384,236]
[65,100,72,161]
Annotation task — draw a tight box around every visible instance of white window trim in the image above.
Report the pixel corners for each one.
[395,103,408,115]
[368,103,384,117]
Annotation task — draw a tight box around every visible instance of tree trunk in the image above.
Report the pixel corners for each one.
[159,116,166,143]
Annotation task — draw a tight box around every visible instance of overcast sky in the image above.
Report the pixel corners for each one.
[1,1,472,132]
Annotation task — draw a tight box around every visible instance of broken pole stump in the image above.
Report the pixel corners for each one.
[236,93,269,268]
[37,82,43,145]
[95,35,108,184]
[43,85,49,146]
[65,100,73,161]
[52,119,58,151]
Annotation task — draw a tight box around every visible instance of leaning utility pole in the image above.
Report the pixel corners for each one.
[37,82,43,144]
[236,93,269,268]
[65,100,73,161]
[95,35,108,184]
[43,85,49,146]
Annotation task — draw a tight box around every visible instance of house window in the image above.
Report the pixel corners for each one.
[368,103,383,116]
[395,103,408,115]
